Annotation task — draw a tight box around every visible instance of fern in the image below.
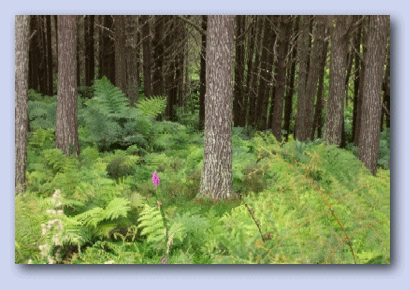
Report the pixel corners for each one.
[136,96,167,119]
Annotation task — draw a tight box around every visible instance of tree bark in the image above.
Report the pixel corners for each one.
[323,15,352,145]
[15,15,30,194]
[46,15,53,95]
[85,15,95,87]
[114,15,127,94]
[56,15,79,156]
[152,15,165,96]
[358,15,389,175]
[199,15,234,200]
[295,15,310,140]
[284,16,299,140]
[233,15,245,127]
[199,15,207,130]
[271,16,291,141]
[125,15,139,106]
[141,15,153,98]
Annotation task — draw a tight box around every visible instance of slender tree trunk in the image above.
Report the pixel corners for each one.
[311,38,329,140]
[381,39,390,131]
[243,16,256,127]
[125,15,139,106]
[352,18,362,144]
[46,15,53,96]
[284,16,299,140]
[323,16,352,145]
[141,15,153,98]
[302,16,326,141]
[199,15,207,130]
[295,15,310,140]
[114,15,127,93]
[199,15,234,200]
[100,15,115,85]
[248,16,263,128]
[271,16,291,141]
[358,15,389,175]
[256,16,275,130]
[56,15,79,156]
[165,17,177,121]
[85,15,95,87]
[152,15,165,96]
[15,15,30,194]
[233,15,245,127]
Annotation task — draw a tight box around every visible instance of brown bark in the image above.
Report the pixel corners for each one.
[284,16,299,140]
[99,16,115,85]
[152,15,165,96]
[243,16,256,127]
[56,15,79,156]
[311,37,329,140]
[46,15,53,95]
[233,15,245,127]
[302,16,326,141]
[323,15,352,145]
[125,15,139,106]
[85,15,95,87]
[271,16,291,141]
[295,15,310,140]
[114,15,127,94]
[140,15,153,98]
[29,16,40,92]
[381,39,390,130]
[358,15,389,175]
[199,15,234,200]
[199,15,207,130]
[352,18,362,144]
[15,15,30,194]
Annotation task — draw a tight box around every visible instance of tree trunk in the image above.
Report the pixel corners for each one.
[323,16,352,145]
[56,15,79,156]
[46,15,53,96]
[100,15,115,85]
[152,15,165,96]
[141,15,153,98]
[311,37,329,140]
[248,16,263,128]
[199,15,234,200]
[295,15,310,140]
[358,15,389,175]
[29,16,40,92]
[256,16,275,130]
[381,39,390,131]
[15,15,30,194]
[125,15,139,106]
[233,15,245,127]
[114,15,127,93]
[284,16,299,140]
[199,15,207,130]
[85,15,95,87]
[271,16,291,141]
[352,18,362,144]
[302,16,326,141]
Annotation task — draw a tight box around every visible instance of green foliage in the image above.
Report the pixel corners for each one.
[136,95,167,119]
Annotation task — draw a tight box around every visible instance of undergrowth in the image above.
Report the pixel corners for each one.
[17,83,390,265]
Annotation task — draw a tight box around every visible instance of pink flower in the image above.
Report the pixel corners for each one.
[152,170,160,189]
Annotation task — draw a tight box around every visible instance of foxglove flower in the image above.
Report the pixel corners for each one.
[152,170,160,189]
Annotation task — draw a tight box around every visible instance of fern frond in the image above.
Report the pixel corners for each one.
[136,96,167,119]
[103,197,131,220]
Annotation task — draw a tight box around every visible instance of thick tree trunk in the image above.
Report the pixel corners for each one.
[15,15,30,194]
[199,15,207,130]
[323,16,352,145]
[141,15,153,98]
[199,15,234,200]
[358,15,389,175]
[56,15,79,156]
[271,16,291,141]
